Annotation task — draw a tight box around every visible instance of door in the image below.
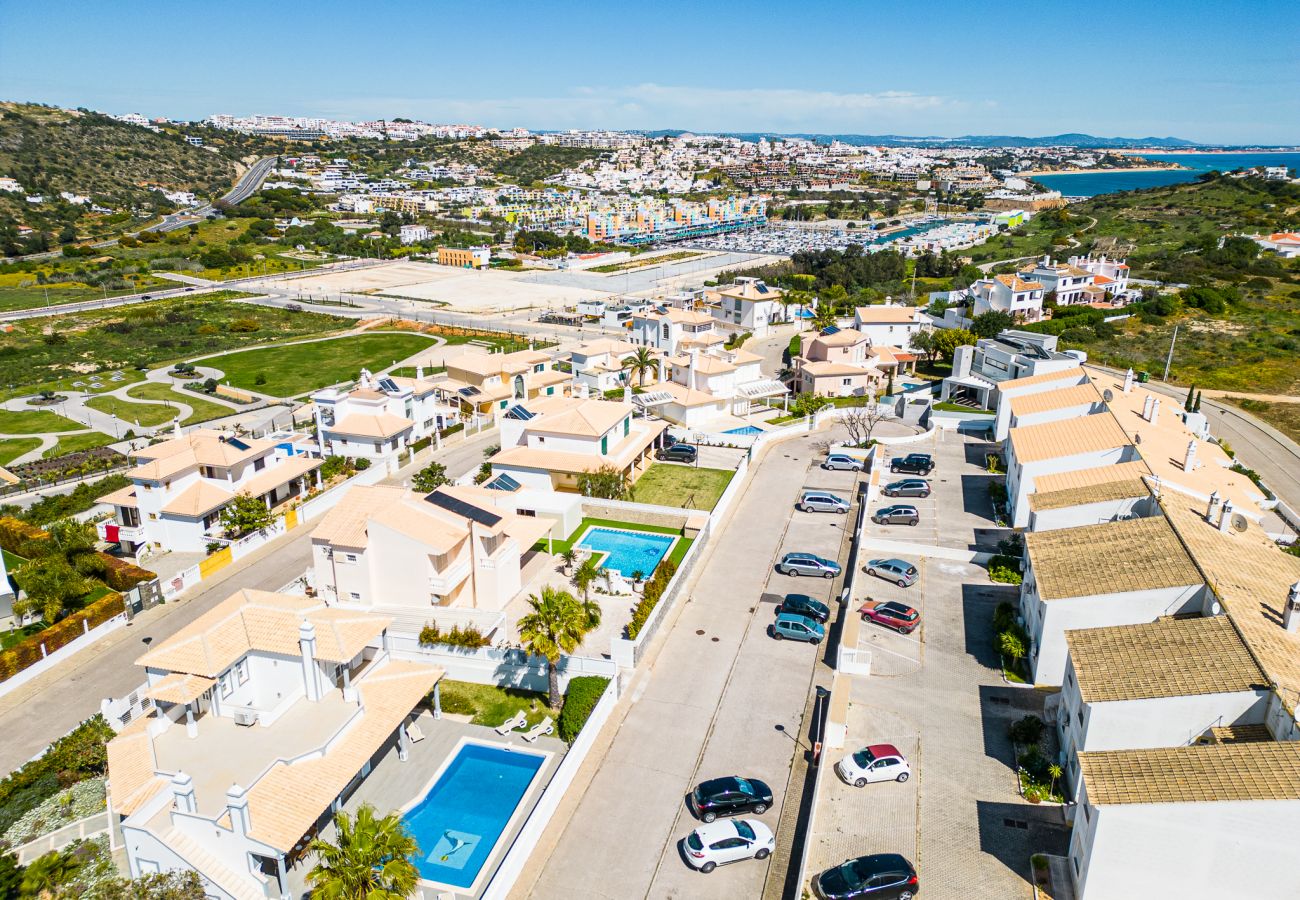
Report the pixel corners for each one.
[711,836,748,864]
[868,758,899,783]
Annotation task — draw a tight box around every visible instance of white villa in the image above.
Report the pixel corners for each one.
[633,344,787,429]
[707,278,786,335]
[968,273,1046,321]
[97,430,323,555]
[440,348,572,420]
[852,304,928,348]
[567,338,640,394]
[310,483,552,613]
[107,589,442,900]
[629,306,724,356]
[792,328,882,397]
[941,332,1082,411]
[311,369,459,473]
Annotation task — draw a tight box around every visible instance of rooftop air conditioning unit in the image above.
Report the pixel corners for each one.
[232,709,259,727]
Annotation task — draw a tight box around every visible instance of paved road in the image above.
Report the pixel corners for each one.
[0,429,500,773]
[532,424,857,900]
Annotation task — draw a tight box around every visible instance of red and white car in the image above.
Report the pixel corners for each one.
[835,744,912,787]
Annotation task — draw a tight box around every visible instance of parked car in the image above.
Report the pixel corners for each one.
[889,453,934,475]
[860,600,920,634]
[800,491,850,514]
[777,553,842,578]
[882,479,930,498]
[835,744,912,788]
[822,453,863,472]
[657,444,698,463]
[863,558,919,588]
[683,819,775,873]
[768,612,825,644]
[777,593,831,624]
[688,776,774,823]
[871,505,919,526]
[812,853,919,900]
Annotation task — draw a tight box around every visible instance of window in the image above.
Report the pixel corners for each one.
[1073,856,1080,877]
[537,436,545,444]
[516,509,536,517]
[220,671,233,698]
[236,658,249,685]
[349,591,360,600]
[601,435,608,454]
[253,457,265,472]
[1077,708,1084,727]
[374,442,382,452]
[624,417,630,436]
[345,553,357,563]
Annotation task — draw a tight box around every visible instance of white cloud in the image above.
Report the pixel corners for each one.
[317,83,962,133]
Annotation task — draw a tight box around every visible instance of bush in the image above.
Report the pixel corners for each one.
[988,563,1022,585]
[0,716,114,835]
[0,592,125,683]
[993,601,1017,633]
[228,318,260,333]
[626,557,678,639]
[1008,714,1045,745]
[558,676,610,742]
[20,474,130,527]
[98,555,155,592]
[418,621,490,650]
[0,517,48,555]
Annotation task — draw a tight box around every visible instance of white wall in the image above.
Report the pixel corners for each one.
[1009,446,1137,527]
[1072,797,1300,900]
[1028,496,1151,532]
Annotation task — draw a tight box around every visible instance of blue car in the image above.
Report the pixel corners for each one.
[768,612,825,644]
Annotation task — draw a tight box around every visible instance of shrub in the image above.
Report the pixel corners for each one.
[418,621,490,650]
[195,324,219,336]
[0,592,125,683]
[993,601,1017,633]
[1008,714,1045,745]
[98,555,155,592]
[228,318,260,333]
[989,563,1022,585]
[0,716,114,835]
[558,676,610,742]
[0,517,48,555]
[626,557,678,639]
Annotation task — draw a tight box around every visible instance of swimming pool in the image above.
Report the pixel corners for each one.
[403,742,545,889]
[576,526,676,577]
[724,425,763,436]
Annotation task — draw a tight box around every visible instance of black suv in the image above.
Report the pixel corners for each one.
[657,443,697,463]
[813,853,919,899]
[889,453,934,475]
[776,593,831,624]
[688,776,773,823]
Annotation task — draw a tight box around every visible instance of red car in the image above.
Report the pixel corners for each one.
[859,600,920,634]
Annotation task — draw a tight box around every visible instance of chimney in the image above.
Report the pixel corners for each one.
[1150,397,1160,425]
[1142,394,1152,419]
[226,784,251,837]
[1123,368,1134,394]
[657,356,665,384]
[300,620,321,702]
[1149,474,1161,499]
[1218,500,1234,534]
[688,348,699,388]
[1285,583,1300,634]
[1183,439,1197,472]
[171,772,197,815]
[1206,491,1221,523]
[415,365,425,381]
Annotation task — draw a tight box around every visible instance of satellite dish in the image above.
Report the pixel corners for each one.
[1231,513,1248,533]
[1103,388,1114,402]
[1211,602,1222,616]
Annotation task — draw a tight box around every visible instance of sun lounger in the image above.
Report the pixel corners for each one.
[405,722,425,743]
[521,717,554,743]
[495,711,527,735]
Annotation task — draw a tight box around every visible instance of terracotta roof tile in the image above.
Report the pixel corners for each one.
[1026,516,1201,600]
[1079,742,1300,805]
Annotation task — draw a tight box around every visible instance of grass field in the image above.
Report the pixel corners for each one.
[203,332,440,397]
[84,394,179,428]
[0,408,85,434]
[0,273,171,314]
[1223,397,1300,444]
[631,464,735,510]
[434,679,550,729]
[126,382,234,425]
[588,251,702,273]
[42,430,115,458]
[0,437,42,465]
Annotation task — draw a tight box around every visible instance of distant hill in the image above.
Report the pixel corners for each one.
[642,130,1203,149]
[0,102,237,208]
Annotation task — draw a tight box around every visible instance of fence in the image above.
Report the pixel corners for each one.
[388,635,616,693]
[102,682,155,731]
[0,609,130,701]
[12,812,111,864]
[481,676,620,900]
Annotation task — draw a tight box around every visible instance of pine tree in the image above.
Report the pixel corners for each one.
[1194,391,1203,413]
[1184,383,1196,412]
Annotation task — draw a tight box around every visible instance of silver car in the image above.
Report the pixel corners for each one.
[864,558,919,587]
[872,504,919,526]
[800,491,850,514]
[821,453,862,472]
[777,553,842,578]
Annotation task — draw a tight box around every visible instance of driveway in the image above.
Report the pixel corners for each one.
[530,426,859,899]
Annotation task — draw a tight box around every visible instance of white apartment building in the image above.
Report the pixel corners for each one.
[1024,461,1156,532]
[311,484,551,613]
[967,274,1046,321]
[488,396,667,492]
[108,589,440,900]
[630,307,723,356]
[311,370,459,473]
[852,304,928,348]
[97,431,323,554]
[398,224,430,245]
[990,365,1089,440]
[1018,257,1107,307]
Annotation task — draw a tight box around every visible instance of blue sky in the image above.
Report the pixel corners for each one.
[2,0,1296,143]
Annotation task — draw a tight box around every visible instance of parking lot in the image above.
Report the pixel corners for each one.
[535,428,860,899]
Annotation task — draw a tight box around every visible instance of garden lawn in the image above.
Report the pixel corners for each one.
[434,679,551,728]
[204,332,439,397]
[127,382,234,425]
[0,408,84,434]
[84,394,177,428]
[632,464,735,510]
[42,430,115,458]
[0,437,42,465]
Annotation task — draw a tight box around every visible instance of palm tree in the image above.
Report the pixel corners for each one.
[571,557,600,602]
[517,585,602,708]
[21,849,81,899]
[811,301,838,332]
[559,548,578,576]
[622,347,657,387]
[1047,763,1063,800]
[307,804,419,900]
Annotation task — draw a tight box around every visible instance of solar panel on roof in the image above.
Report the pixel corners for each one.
[378,377,399,393]
[756,283,769,294]
[485,473,522,492]
[458,386,481,397]
[504,405,535,421]
[423,490,502,527]
[225,437,251,451]
[821,325,840,336]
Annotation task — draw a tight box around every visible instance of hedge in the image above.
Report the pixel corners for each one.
[0,715,114,835]
[558,676,610,743]
[626,558,678,640]
[0,517,48,555]
[0,591,124,683]
[99,555,155,592]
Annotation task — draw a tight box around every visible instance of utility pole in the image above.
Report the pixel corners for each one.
[1162,325,1179,382]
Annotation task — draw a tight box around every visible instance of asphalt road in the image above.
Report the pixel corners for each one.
[0,429,500,773]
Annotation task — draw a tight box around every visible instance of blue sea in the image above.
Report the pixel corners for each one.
[1033,152,1300,197]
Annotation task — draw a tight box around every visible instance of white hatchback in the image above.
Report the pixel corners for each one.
[683,819,776,873]
[834,743,912,788]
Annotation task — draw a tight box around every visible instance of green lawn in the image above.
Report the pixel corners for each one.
[0,408,85,434]
[204,333,439,397]
[0,276,171,314]
[42,430,115,458]
[126,382,234,425]
[433,679,551,729]
[0,437,43,465]
[84,394,178,428]
[632,464,735,510]
[1,621,45,650]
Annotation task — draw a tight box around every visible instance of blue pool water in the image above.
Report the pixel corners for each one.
[724,425,763,436]
[403,743,544,888]
[576,526,675,577]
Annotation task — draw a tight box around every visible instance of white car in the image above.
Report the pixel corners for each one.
[834,743,912,788]
[682,819,775,873]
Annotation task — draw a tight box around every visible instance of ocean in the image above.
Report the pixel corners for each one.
[1032,152,1300,197]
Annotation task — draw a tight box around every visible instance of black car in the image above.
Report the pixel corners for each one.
[813,853,919,900]
[688,776,773,823]
[657,443,697,463]
[882,478,931,498]
[889,453,934,475]
[777,593,831,624]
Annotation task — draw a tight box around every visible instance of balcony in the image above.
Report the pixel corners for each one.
[428,557,471,595]
[98,520,145,545]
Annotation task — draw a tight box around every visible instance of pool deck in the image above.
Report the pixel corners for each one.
[285,710,566,899]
